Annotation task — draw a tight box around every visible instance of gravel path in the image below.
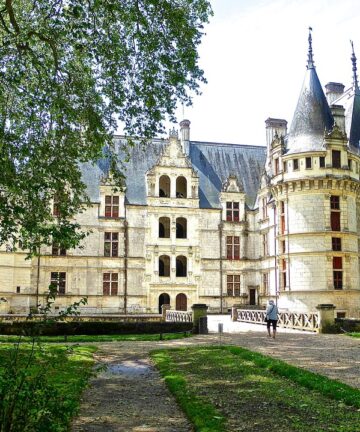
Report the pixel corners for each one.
[72,319,360,431]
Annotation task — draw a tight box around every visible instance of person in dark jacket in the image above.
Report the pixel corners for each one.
[266,299,278,339]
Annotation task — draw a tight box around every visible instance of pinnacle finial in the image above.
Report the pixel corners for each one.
[350,40,359,90]
[307,27,314,69]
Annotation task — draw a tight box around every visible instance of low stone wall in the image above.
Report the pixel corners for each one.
[0,314,162,323]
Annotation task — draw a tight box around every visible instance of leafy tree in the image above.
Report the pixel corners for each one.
[0,0,212,254]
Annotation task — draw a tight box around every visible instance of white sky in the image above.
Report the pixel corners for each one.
[166,0,360,146]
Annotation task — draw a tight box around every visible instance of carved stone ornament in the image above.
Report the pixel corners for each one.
[222,174,244,193]
[325,123,347,142]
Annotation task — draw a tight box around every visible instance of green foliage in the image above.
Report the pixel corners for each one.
[0,344,95,432]
[348,332,360,338]
[0,0,212,251]
[152,346,360,432]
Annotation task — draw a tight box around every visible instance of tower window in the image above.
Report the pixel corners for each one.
[305,157,312,169]
[332,238,342,251]
[293,159,299,170]
[319,156,325,168]
[274,158,279,175]
[332,150,341,168]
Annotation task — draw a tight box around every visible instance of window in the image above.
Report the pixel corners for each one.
[293,159,299,170]
[262,233,268,256]
[262,198,268,219]
[281,240,286,254]
[332,150,341,168]
[159,217,170,238]
[348,159,352,171]
[16,286,20,294]
[274,158,279,175]
[305,157,312,169]
[226,236,240,260]
[263,273,269,295]
[280,201,285,235]
[330,196,340,231]
[281,259,287,289]
[176,256,187,277]
[52,244,66,256]
[319,156,325,168]
[105,195,119,217]
[283,161,287,173]
[227,275,240,296]
[332,238,342,251]
[333,256,342,269]
[159,175,170,197]
[50,272,66,295]
[159,255,170,277]
[103,273,118,295]
[333,271,343,290]
[337,312,346,318]
[176,176,187,198]
[176,217,187,238]
[226,202,240,222]
[53,195,60,216]
[104,232,119,257]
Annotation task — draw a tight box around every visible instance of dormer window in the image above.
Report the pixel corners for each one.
[159,175,170,197]
[226,202,239,222]
[332,150,341,168]
[105,195,119,217]
[176,176,187,198]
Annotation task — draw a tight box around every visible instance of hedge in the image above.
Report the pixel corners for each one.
[0,321,193,336]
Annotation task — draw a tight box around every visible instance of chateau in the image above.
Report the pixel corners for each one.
[1,34,360,318]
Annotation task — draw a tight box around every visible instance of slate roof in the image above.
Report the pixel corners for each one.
[81,138,266,210]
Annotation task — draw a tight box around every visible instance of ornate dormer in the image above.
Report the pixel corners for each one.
[99,171,126,219]
[222,174,244,193]
[219,175,246,223]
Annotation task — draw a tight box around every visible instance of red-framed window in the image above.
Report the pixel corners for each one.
[104,232,119,257]
[50,272,66,295]
[105,195,119,217]
[227,275,240,296]
[226,236,240,260]
[103,273,118,295]
[226,202,240,222]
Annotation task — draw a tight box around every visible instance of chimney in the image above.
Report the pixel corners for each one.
[265,118,287,148]
[330,104,346,134]
[180,119,191,154]
[325,82,345,105]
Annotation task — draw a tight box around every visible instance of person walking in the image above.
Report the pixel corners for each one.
[266,299,278,339]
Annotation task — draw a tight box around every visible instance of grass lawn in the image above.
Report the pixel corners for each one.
[152,346,360,432]
[0,332,191,343]
[0,343,96,431]
[348,332,360,338]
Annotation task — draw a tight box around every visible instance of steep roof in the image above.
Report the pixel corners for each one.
[81,138,266,209]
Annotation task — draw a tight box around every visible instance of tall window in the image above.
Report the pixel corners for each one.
[159,175,170,197]
[176,176,187,198]
[330,196,340,231]
[262,233,268,256]
[227,275,240,296]
[281,259,287,289]
[262,198,268,219]
[274,158,279,175]
[226,236,240,260]
[53,195,60,216]
[226,202,239,222]
[332,237,342,251]
[293,159,299,170]
[176,256,187,277]
[103,273,118,295]
[159,255,170,277]
[319,156,325,168]
[105,195,119,217]
[176,217,187,238]
[333,257,343,290]
[305,157,312,169]
[52,244,66,256]
[280,201,285,234]
[104,232,119,257]
[332,150,341,168]
[159,217,170,238]
[283,161,287,173]
[50,272,66,295]
[263,273,269,295]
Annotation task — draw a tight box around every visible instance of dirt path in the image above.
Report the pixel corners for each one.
[72,329,360,431]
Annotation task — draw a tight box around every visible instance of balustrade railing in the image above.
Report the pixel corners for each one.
[166,310,193,323]
[236,309,319,331]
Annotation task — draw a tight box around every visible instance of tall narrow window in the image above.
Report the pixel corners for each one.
[262,233,268,256]
[53,195,60,216]
[262,198,268,219]
[330,196,340,231]
[281,259,287,289]
[283,161,287,173]
[332,150,341,168]
[52,244,66,256]
[263,273,269,295]
[176,256,187,277]
[280,201,285,234]
[332,237,342,251]
[104,232,119,257]
[105,195,119,217]
[319,156,325,168]
[159,255,170,277]
[274,158,279,175]
[333,257,343,290]
[159,175,170,197]
[176,217,187,238]
[293,159,299,170]
[226,236,240,260]
[50,272,66,295]
[159,217,170,238]
[348,159,352,171]
[226,202,240,222]
[176,176,187,198]
[227,275,240,296]
[305,157,312,169]
[103,273,118,295]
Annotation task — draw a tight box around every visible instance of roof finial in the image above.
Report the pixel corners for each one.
[307,27,314,69]
[350,40,359,90]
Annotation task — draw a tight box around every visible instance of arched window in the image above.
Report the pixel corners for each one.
[176,217,187,239]
[159,217,170,238]
[176,293,187,311]
[176,255,187,277]
[176,176,187,198]
[159,255,170,277]
[159,293,170,314]
[159,175,170,197]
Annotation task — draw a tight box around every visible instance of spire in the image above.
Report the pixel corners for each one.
[350,40,359,91]
[307,27,314,69]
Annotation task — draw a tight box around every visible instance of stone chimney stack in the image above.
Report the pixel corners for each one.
[180,119,191,154]
[325,82,345,105]
[265,118,287,148]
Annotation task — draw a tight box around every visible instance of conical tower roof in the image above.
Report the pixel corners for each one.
[286,29,333,154]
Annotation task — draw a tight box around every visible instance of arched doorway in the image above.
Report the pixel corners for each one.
[159,293,170,314]
[176,293,187,311]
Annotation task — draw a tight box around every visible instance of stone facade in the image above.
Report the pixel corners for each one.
[1,38,360,318]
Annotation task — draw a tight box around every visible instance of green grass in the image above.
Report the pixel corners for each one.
[151,346,360,432]
[0,332,192,343]
[347,332,360,338]
[0,343,96,431]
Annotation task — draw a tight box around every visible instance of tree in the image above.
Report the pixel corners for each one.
[0,0,212,254]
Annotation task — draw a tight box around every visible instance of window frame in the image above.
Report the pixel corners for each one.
[103,272,118,296]
[227,274,240,296]
[104,232,119,257]
[226,202,240,222]
[226,236,240,260]
[105,195,119,218]
[50,272,66,295]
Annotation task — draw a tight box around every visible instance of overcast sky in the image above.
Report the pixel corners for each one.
[165,0,360,146]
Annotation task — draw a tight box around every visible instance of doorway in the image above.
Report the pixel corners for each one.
[249,288,256,305]
[176,293,187,311]
[158,293,170,314]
